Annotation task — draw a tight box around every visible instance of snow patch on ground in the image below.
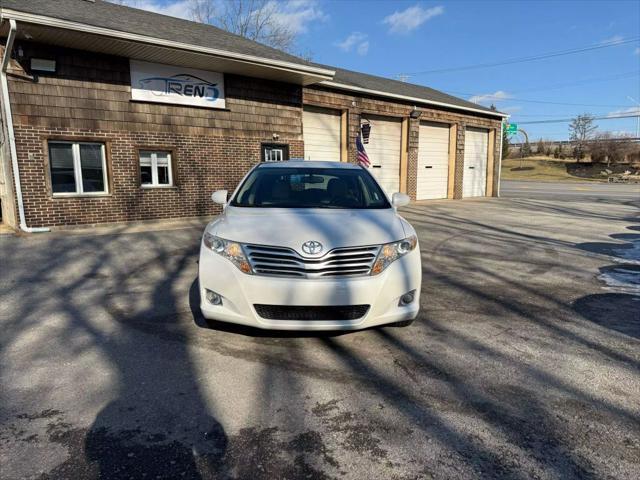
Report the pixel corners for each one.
[612,241,640,265]
[598,264,640,294]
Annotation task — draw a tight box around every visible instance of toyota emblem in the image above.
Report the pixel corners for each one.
[302,240,323,255]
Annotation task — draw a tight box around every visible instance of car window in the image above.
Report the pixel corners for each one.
[230,167,390,209]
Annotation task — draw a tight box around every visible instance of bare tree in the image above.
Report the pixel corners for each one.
[569,114,597,162]
[590,132,635,165]
[189,0,217,24]
[189,0,296,52]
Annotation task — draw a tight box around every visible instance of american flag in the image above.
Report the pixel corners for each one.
[356,134,370,167]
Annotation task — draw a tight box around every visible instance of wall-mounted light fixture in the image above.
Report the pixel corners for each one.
[409,106,422,119]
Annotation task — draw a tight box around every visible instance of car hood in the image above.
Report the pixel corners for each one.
[209,207,407,254]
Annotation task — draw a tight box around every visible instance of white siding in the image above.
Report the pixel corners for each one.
[463,127,488,197]
[416,122,450,200]
[303,106,341,161]
[365,115,402,195]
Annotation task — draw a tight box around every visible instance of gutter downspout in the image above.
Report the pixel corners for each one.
[496,117,505,197]
[1,18,49,232]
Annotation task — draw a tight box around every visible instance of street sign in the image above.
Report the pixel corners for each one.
[505,123,518,134]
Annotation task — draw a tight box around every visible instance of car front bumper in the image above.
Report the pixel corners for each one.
[198,243,421,331]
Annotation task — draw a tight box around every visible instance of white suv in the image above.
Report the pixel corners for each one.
[199,161,421,330]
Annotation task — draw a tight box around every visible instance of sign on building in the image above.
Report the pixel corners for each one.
[130,60,225,109]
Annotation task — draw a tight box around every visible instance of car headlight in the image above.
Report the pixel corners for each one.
[371,235,417,275]
[203,233,252,274]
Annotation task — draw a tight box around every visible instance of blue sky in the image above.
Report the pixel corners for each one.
[117,0,640,141]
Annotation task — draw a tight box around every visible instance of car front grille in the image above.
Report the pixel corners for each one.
[244,244,381,278]
[254,304,370,321]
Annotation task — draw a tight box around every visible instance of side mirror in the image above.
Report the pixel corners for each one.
[391,192,410,208]
[211,190,228,205]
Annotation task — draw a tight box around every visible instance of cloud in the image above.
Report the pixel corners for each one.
[108,1,328,33]
[383,4,444,34]
[335,32,369,55]
[607,106,640,117]
[500,105,522,114]
[270,0,328,35]
[357,41,370,56]
[108,0,192,20]
[468,90,512,105]
[599,34,624,45]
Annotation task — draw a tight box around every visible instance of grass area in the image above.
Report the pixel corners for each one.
[501,157,606,182]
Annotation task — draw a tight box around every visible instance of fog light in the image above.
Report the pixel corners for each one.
[399,290,415,306]
[205,289,222,306]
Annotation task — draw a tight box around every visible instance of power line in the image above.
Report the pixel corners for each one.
[517,113,640,125]
[444,90,633,108]
[398,36,640,76]
[511,113,605,118]
[507,71,639,94]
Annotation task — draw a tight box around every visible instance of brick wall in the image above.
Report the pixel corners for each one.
[454,126,466,199]
[7,42,304,228]
[14,125,303,227]
[407,117,420,199]
[5,41,503,228]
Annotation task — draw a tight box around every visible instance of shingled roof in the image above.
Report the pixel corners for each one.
[0,0,505,117]
[321,66,502,116]
[0,0,319,67]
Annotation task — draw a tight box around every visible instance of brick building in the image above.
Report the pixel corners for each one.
[0,0,506,231]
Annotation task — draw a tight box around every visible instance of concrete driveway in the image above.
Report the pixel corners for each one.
[1,194,639,479]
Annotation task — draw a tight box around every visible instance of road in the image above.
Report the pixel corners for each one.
[501,179,640,201]
[1,198,639,479]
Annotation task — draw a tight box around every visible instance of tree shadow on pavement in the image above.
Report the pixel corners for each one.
[0,230,230,479]
[573,293,640,339]
[3,197,640,479]
[84,247,228,479]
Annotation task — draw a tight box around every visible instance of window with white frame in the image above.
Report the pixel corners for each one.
[139,150,173,187]
[262,143,289,162]
[49,141,108,195]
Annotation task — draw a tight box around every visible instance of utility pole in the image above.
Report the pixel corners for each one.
[628,96,640,138]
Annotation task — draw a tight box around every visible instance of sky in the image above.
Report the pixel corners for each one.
[112,0,640,141]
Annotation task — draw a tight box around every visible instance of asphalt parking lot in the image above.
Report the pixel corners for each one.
[501,179,640,201]
[1,190,639,479]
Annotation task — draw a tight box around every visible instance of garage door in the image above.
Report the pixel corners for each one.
[365,115,402,195]
[416,122,450,200]
[463,127,488,197]
[303,106,341,161]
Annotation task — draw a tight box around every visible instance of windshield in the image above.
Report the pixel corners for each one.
[230,166,391,209]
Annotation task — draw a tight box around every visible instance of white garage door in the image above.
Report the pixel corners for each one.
[463,127,488,197]
[366,115,402,195]
[303,106,341,161]
[417,122,450,200]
